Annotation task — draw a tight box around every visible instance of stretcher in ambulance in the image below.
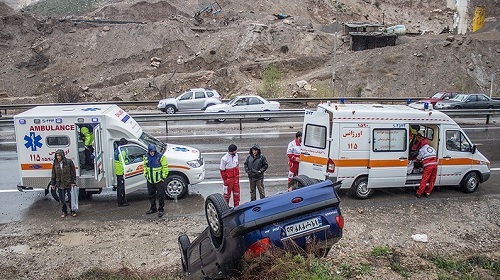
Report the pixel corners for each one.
[14,104,205,201]
[297,103,491,199]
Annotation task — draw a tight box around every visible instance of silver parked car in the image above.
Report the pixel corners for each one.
[157,88,222,114]
[434,93,500,109]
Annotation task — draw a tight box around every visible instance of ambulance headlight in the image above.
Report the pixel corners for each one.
[187,158,203,168]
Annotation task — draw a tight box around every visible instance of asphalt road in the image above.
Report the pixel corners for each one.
[1,119,499,224]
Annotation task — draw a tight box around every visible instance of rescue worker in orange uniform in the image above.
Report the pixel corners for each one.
[416,134,438,198]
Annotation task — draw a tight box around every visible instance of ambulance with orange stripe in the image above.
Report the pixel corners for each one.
[15,104,205,201]
[298,103,491,199]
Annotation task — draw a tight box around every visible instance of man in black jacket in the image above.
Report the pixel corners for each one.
[244,144,269,201]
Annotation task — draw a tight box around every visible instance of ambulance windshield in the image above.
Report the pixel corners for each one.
[139,132,166,153]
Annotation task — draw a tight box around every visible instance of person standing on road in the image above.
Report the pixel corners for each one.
[143,144,169,218]
[220,144,240,207]
[287,131,302,182]
[416,134,438,198]
[244,144,268,201]
[50,149,77,218]
[114,138,129,207]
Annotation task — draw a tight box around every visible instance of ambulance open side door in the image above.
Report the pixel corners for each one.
[368,124,408,188]
[299,110,331,180]
[119,144,147,194]
[92,123,104,182]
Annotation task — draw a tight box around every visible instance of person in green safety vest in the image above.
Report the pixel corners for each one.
[114,138,129,207]
[80,125,94,170]
[143,144,169,218]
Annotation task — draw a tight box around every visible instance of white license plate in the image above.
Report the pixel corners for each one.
[285,217,322,237]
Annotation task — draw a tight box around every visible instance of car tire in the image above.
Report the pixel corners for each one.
[288,175,320,191]
[164,174,188,199]
[460,172,479,193]
[178,234,190,273]
[487,105,494,109]
[216,111,226,122]
[262,110,271,121]
[453,105,462,109]
[351,176,373,199]
[165,105,176,114]
[205,193,229,240]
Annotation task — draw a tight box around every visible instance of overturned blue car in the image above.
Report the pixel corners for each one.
[178,178,344,279]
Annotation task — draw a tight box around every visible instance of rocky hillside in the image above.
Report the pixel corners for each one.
[0,0,499,105]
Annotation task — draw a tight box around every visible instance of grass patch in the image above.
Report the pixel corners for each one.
[370,245,391,257]
[390,261,411,278]
[428,254,500,279]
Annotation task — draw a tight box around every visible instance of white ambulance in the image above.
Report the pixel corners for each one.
[295,103,491,199]
[14,104,205,201]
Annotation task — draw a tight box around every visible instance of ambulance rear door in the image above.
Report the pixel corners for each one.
[92,124,104,182]
[299,110,331,180]
[368,123,408,188]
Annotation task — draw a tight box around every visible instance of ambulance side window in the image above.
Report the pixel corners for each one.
[124,146,147,164]
[373,128,406,152]
[446,130,471,152]
[304,124,327,149]
[46,136,70,147]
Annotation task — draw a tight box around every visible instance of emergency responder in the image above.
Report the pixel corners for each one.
[114,138,129,207]
[143,144,169,218]
[80,125,94,170]
[287,131,302,183]
[416,134,438,198]
[220,144,240,207]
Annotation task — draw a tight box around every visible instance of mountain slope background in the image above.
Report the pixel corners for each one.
[0,0,499,105]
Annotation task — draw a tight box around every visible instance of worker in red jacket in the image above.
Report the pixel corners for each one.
[220,144,240,207]
[416,134,438,198]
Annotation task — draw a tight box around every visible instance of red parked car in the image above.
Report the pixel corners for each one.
[421,91,460,105]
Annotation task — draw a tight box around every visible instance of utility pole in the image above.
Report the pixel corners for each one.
[332,0,339,97]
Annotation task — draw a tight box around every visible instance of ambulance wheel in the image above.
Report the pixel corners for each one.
[178,234,191,273]
[460,172,479,193]
[351,176,373,199]
[288,175,319,191]
[165,174,188,199]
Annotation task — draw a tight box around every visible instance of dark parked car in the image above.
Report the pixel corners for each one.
[178,178,344,279]
[434,93,500,109]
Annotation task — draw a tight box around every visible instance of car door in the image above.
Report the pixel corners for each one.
[192,91,207,110]
[232,97,249,112]
[177,91,194,110]
[438,129,472,185]
[477,94,493,108]
[368,124,408,188]
[464,95,478,109]
[120,144,146,194]
[299,110,331,181]
[92,123,104,182]
[247,97,264,111]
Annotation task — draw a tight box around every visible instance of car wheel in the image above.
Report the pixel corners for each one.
[351,176,373,199]
[164,175,188,199]
[460,172,479,193]
[216,111,226,122]
[288,175,320,191]
[453,105,462,109]
[178,234,190,273]
[205,193,229,240]
[165,105,176,114]
[487,105,494,109]
[262,110,271,121]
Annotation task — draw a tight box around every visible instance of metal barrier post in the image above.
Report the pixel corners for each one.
[239,118,242,131]
[486,114,490,124]
[165,120,169,134]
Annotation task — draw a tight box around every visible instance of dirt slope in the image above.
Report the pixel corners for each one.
[0,0,499,105]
